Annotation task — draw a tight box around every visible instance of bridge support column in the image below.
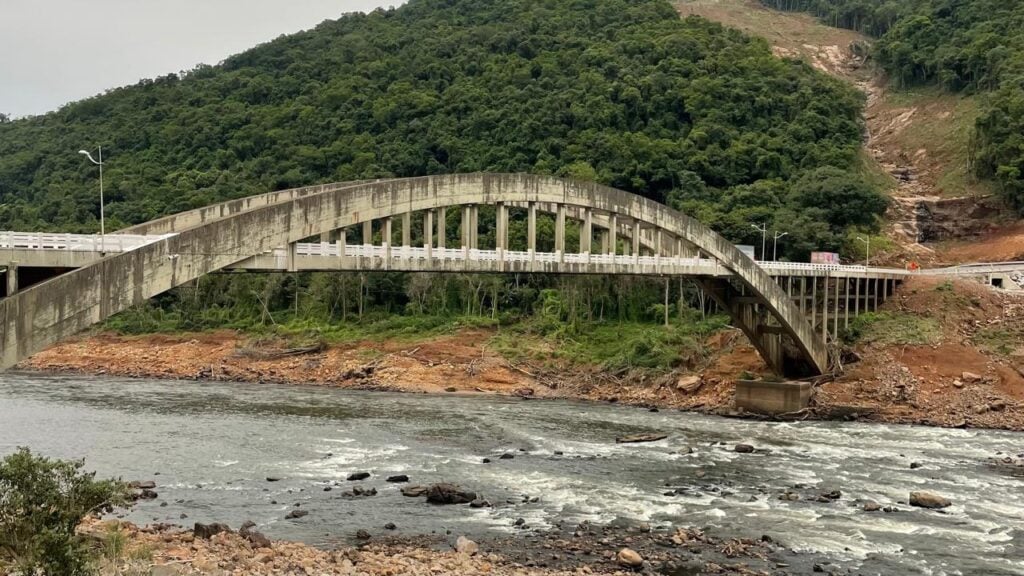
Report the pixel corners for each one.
[437,207,446,252]
[581,208,592,261]
[555,204,566,262]
[4,263,16,297]
[632,220,641,263]
[383,217,393,267]
[833,277,840,339]
[608,213,618,256]
[337,232,346,260]
[363,221,373,246]
[402,212,412,249]
[811,278,818,330]
[872,278,879,311]
[497,202,508,269]
[822,277,830,344]
[598,229,610,255]
[854,278,861,317]
[471,205,479,250]
[461,206,470,249]
[424,211,433,260]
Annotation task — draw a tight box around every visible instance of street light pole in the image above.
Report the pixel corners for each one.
[772,231,788,261]
[857,236,870,268]
[79,147,105,252]
[750,223,767,262]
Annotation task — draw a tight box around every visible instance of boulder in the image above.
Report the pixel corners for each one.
[401,485,429,497]
[676,375,703,393]
[265,477,282,482]
[384,522,397,530]
[386,474,410,483]
[910,491,951,509]
[347,472,371,481]
[355,529,371,540]
[241,526,272,548]
[469,499,491,508]
[514,388,535,398]
[129,480,157,490]
[425,483,476,505]
[499,453,515,460]
[455,535,479,556]
[734,444,755,454]
[863,501,881,512]
[193,523,232,539]
[284,510,309,520]
[617,548,644,568]
[962,372,983,383]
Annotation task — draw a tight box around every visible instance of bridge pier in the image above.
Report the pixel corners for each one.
[437,207,447,251]
[424,210,434,259]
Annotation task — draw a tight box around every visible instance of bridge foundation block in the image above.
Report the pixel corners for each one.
[735,379,812,415]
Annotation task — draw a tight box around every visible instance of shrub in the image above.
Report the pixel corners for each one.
[0,448,131,575]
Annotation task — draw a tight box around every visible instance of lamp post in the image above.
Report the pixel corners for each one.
[772,231,788,261]
[750,222,767,262]
[857,236,870,268]
[79,147,105,252]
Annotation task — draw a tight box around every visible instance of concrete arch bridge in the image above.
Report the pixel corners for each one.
[1,174,910,377]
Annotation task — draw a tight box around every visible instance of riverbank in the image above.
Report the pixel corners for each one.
[82,516,816,575]
[21,279,1024,431]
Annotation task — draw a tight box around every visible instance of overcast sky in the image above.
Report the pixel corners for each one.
[0,0,398,118]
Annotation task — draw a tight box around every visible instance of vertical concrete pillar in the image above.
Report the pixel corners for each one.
[608,213,618,256]
[363,221,373,246]
[469,205,479,250]
[383,217,393,265]
[555,204,566,261]
[599,229,610,255]
[854,278,861,317]
[320,231,331,243]
[496,202,508,250]
[338,229,347,258]
[811,278,818,332]
[581,208,593,255]
[872,278,879,311]
[402,211,411,248]
[632,220,641,261]
[5,263,17,296]
[822,278,830,343]
[527,202,537,253]
[424,210,433,259]
[843,278,851,329]
[833,277,840,338]
[461,206,471,249]
[437,207,446,250]
[800,277,807,314]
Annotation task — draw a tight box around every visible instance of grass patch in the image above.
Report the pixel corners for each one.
[973,327,1022,356]
[844,311,942,346]
[490,314,730,374]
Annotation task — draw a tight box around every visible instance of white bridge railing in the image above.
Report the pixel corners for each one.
[0,231,175,253]
[7,231,1017,279]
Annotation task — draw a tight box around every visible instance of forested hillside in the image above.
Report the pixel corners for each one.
[0,0,885,342]
[760,0,1024,210]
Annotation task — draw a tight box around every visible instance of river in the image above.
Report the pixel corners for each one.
[0,373,1021,575]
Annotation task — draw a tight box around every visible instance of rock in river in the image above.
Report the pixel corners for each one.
[734,444,755,453]
[910,491,952,509]
[347,472,371,481]
[617,548,644,568]
[386,474,410,483]
[425,483,477,505]
[615,433,668,444]
[401,485,429,497]
[194,522,232,539]
[284,509,309,520]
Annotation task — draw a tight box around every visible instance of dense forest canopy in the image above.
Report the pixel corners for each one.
[0,0,887,336]
[0,0,881,257]
[761,0,1024,211]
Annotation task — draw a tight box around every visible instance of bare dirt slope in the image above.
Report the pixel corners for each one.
[675,0,1009,264]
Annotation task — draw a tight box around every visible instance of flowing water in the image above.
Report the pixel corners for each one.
[1,373,1022,575]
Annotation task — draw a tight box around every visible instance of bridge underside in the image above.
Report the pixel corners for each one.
[1,173,893,377]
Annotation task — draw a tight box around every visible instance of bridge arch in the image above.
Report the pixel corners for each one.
[0,173,831,376]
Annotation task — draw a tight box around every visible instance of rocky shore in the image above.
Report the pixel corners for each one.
[83,515,846,576]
